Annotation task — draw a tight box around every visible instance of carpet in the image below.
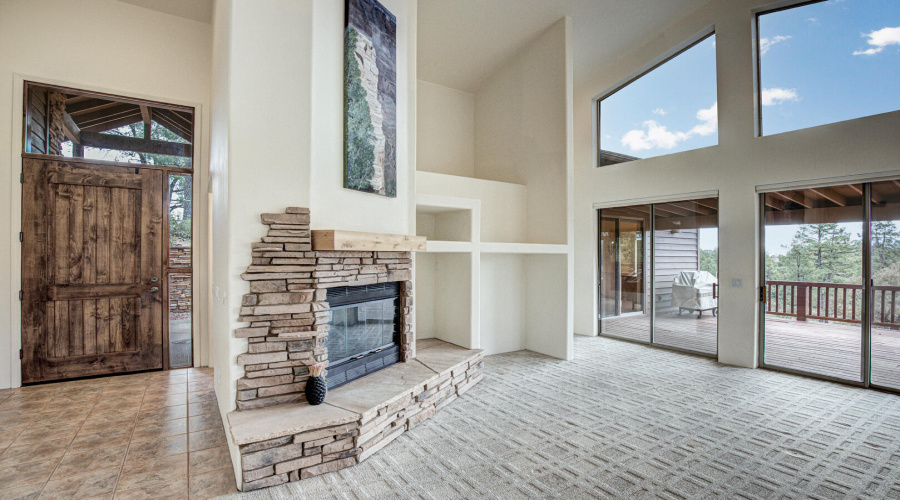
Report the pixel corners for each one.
[217,335,900,499]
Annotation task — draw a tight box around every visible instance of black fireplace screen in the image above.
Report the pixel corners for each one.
[325,282,401,388]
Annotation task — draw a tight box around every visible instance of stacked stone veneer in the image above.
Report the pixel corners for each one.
[238,352,484,491]
[234,207,414,410]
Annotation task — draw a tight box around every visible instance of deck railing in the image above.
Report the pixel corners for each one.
[766,280,900,327]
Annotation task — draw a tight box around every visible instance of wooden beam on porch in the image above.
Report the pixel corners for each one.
[809,187,847,207]
[62,111,81,144]
[773,190,813,208]
[140,105,152,124]
[79,131,192,158]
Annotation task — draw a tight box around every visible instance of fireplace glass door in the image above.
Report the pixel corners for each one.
[325,282,401,388]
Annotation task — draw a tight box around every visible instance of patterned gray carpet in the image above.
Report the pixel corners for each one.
[218,335,900,499]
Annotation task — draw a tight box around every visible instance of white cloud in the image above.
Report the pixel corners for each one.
[854,26,900,56]
[759,35,791,55]
[761,87,799,106]
[689,102,718,136]
[807,17,818,24]
[621,102,717,152]
[652,108,667,116]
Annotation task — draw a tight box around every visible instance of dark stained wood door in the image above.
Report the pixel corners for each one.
[21,158,164,383]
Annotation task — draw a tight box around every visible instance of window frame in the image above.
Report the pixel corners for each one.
[593,26,717,168]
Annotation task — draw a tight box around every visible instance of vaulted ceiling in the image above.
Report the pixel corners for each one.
[117,0,213,24]
[418,0,711,92]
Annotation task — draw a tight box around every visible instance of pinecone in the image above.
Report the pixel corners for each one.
[306,375,327,405]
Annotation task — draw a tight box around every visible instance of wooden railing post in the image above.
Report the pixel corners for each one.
[797,285,807,322]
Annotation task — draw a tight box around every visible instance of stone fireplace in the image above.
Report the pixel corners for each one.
[233,207,415,410]
[227,208,484,491]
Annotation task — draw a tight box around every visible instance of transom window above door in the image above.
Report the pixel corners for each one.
[24,82,194,169]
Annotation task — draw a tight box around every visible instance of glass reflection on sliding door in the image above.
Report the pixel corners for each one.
[652,199,719,355]
[762,185,864,382]
[598,207,651,343]
[870,181,900,390]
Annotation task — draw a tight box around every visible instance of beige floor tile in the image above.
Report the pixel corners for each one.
[187,413,222,433]
[0,400,48,414]
[12,420,81,445]
[68,430,132,455]
[187,401,217,417]
[79,416,137,436]
[32,406,92,426]
[2,392,54,405]
[144,383,186,395]
[126,434,188,462]
[136,405,186,424]
[188,466,236,499]
[139,392,187,410]
[93,395,143,414]
[188,446,232,477]
[0,481,44,500]
[113,475,188,500]
[117,453,187,492]
[0,459,58,490]
[54,444,128,478]
[39,465,119,500]
[0,438,69,468]
[131,418,187,440]
[187,391,215,404]
[187,381,214,393]
[188,428,226,453]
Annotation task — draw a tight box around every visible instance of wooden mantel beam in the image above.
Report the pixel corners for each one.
[312,230,426,252]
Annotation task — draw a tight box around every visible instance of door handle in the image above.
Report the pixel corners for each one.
[150,277,159,283]
[149,287,159,293]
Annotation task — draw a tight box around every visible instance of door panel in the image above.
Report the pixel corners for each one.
[22,158,163,383]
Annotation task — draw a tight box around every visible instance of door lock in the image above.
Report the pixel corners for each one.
[150,277,159,283]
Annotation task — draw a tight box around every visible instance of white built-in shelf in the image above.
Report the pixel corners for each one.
[480,242,569,255]
[424,241,475,253]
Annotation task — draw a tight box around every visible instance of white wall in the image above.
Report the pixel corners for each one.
[417,81,475,178]
[417,172,527,243]
[0,0,212,389]
[474,18,570,245]
[209,0,238,487]
[573,0,900,368]
[480,254,526,354]
[525,254,570,359]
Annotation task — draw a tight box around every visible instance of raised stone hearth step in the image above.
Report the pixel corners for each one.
[227,339,484,491]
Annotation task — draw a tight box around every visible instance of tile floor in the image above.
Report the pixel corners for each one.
[0,368,237,499]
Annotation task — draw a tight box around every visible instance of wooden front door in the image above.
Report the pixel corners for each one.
[21,157,164,383]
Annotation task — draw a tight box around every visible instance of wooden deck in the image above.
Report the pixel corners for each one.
[600,313,900,390]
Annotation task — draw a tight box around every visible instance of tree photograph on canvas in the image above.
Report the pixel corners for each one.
[344,0,397,198]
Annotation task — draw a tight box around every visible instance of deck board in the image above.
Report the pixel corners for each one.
[599,313,900,390]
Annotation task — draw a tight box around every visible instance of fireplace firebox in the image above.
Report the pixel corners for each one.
[325,282,402,388]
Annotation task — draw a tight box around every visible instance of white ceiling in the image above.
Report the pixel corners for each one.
[418,0,710,92]
[117,0,213,24]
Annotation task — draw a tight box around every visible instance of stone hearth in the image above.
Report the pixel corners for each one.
[227,339,483,491]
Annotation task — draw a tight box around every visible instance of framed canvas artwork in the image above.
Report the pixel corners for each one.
[344,0,397,198]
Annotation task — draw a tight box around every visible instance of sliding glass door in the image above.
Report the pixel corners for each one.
[599,209,651,343]
[761,181,900,392]
[869,181,900,391]
[653,199,719,355]
[761,185,864,382]
[598,198,718,355]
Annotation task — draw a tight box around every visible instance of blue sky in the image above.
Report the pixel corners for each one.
[600,34,717,160]
[600,0,900,158]
[760,0,900,135]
